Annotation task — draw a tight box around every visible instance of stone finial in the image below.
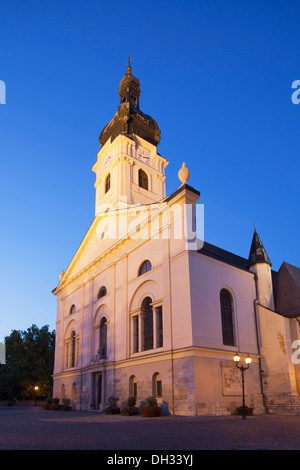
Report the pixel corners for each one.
[59,270,64,280]
[178,162,190,185]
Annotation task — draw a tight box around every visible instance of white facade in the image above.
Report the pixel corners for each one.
[52,69,300,416]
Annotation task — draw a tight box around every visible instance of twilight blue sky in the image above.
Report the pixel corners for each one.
[1,0,300,340]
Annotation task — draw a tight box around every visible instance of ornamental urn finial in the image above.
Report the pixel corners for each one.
[178,162,190,185]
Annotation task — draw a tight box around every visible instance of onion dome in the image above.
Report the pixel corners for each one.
[99,58,161,148]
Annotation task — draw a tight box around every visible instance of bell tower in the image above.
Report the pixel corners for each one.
[92,60,168,214]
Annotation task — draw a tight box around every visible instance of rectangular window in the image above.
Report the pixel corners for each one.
[143,311,153,351]
[156,380,162,398]
[156,306,163,348]
[133,315,139,353]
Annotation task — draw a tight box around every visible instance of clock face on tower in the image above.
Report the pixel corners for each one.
[104,154,112,167]
[136,148,150,165]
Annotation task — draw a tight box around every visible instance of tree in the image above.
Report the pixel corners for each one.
[0,325,55,400]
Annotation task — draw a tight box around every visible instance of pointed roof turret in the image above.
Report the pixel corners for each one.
[248,225,272,267]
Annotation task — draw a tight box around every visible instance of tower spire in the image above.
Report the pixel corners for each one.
[248,228,272,268]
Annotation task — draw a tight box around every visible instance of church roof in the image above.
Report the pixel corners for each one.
[99,60,161,148]
[198,241,249,271]
[248,229,272,267]
[273,262,300,317]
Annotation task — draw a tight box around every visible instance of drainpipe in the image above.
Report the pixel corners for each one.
[253,272,269,414]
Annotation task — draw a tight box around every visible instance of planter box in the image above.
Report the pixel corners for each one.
[141,406,162,417]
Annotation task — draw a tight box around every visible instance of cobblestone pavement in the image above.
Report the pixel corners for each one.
[0,406,300,450]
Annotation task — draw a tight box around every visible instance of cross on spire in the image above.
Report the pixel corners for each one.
[127,56,132,73]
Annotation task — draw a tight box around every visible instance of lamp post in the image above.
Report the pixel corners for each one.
[233,353,252,419]
[34,386,39,406]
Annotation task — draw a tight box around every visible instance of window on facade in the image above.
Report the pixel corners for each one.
[133,315,139,353]
[141,296,153,351]
[220,289,235,346]
[70,330,76,367]
[99,317,107,358]
[131,303,163,354]
[105,173,111,194]
[138,169,148,190]
[138,260,152,276]
[129,375,137,398]
[98,286,107,299]
[156,306,163,348]
[152,372,162,398]
[70,304,76,314]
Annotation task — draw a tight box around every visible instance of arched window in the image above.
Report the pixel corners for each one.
[98,286,107,299]
[99,317,107,358]
[152,372,162,398]
[220,289,235,346]
[138,169,148,190]
[129,375,137,398]
[70,330,77,367]
[105,173,111,194]
[141,297,153,351]
[138,260,152,276]
[70,304,76,314]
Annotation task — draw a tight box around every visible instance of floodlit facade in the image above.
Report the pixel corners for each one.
[52,63,300,415]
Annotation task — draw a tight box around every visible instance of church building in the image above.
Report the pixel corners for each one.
[52,62,300,416]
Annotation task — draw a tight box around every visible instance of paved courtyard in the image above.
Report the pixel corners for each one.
[0,405,300,451]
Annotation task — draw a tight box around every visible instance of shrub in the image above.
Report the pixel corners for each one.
[120,405,139,416]
[61,398,72,411]
[105,396,120,415]
[141,396,162,417]
[120,396,139,416]
[127,396,136,408]
[50,397,60,410]
[145,396,157,407]
[236,406,253,416]
[43,397,53,410]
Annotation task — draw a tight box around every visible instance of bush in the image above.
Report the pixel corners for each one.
[105,396,120,415]
[120,405,139,416]
[43,397,53,410]
[120,396,139,416]
[50,397,60,410]
[145,396,157,407]
[141,396,162,417]
[127,396,136,408]
[236,406,253,416]
[61,398,72,411]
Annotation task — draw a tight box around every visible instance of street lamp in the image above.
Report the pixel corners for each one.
[233,353,252,419]
[34,386,39,406]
